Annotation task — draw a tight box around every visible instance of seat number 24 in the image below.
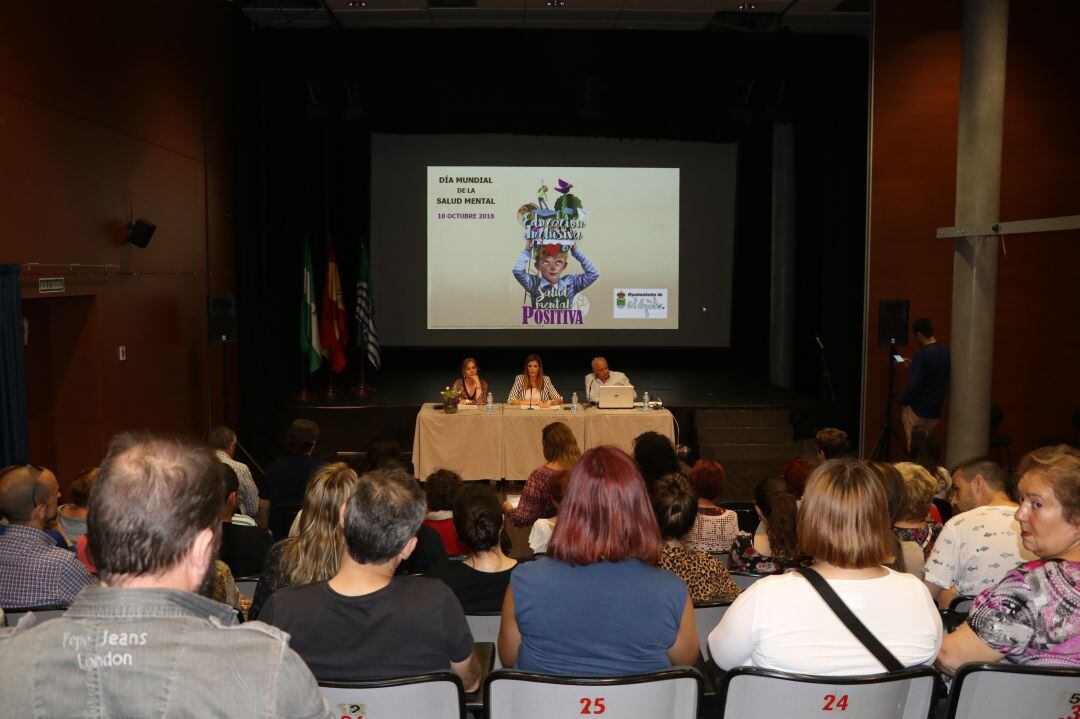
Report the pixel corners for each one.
[822,694,849,711]
[580,697,606,714]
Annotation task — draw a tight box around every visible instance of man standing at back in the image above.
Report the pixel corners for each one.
[924,456,1034,609]
[0,464,95,608]
[898,317,950,450]
[0,434,330,718]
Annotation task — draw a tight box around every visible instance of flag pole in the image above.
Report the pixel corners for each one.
[321,126,338,401]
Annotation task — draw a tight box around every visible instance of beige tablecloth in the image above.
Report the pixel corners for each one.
[412,403,503,480]
[412,405,675,481]
[583,408,676,456]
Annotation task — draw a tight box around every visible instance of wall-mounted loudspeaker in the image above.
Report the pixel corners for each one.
[127,218,156,248]
[877,299,909,347]
[209,296,238,343]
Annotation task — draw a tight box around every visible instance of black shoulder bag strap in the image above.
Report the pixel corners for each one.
[795,567,905,673]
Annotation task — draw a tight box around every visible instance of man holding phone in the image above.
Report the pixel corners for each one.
[898,317,951,450]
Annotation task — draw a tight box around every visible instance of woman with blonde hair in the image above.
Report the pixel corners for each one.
[505,421,581,527]
[710,458,941,675]
[249,462,359,619]
[892,462,943,573]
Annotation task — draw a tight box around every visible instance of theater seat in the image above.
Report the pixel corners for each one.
[718,666,938,719]
[693,599,732,662]
[0,604,69,627]
[319,671,465,719]
[946,662,1080,719]
[484,667,703,719]
[466,612,503,668]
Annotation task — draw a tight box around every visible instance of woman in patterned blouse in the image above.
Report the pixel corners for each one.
[507,354,562,407]
[450,357,489,405]
[938,444,1080,672]
[686,460,740,553]
[652,473,740,602]
[729,477,808,575]
[504,422,581,528]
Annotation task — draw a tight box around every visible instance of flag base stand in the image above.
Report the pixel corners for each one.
[351,383,376,399]
[293,388,312,403]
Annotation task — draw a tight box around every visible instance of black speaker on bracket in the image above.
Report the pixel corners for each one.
[127,218,156,248]
[877,299,910,347]
[208,296,238,343]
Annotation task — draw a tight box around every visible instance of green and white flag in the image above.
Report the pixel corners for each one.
[300,240,322,373]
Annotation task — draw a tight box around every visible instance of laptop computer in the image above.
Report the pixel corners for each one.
[597,384,636,409]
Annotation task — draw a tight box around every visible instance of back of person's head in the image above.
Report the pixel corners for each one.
[0,464,50,523]
[867,461,906,522]
[365,439,403,472]
[908,425,941,473]
[952,456,1006,492]
[284,419,320,455]
[453,484,504,553]
[220,462,240,506]
[343,468,425,565]
[893,462,936,523]
[89,433,224,584]
[753,477,799,560]
[542,421,582,468]
[208,426,237,452]
[633,431,680,486]
[549,469,572,507]
[912,317,934,338]
[781,458,814,499]
[689,460,725,502]
[650,473,698,542]
[282,462,360,586]
[548,445,662,566]
[799,459,894,569]
[815,428,851,460]
[69,468,98,508]
[1018,445,1080,525]
[425,469,463,512]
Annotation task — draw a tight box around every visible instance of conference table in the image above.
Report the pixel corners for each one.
[412,403,675,481]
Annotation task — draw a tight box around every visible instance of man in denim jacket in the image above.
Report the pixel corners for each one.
[0,433,331,719]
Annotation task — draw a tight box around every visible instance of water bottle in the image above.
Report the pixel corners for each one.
[642,391,650,412]
[571,391,578,412]
[486,392,494,413]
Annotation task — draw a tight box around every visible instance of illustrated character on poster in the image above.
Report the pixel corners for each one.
[513,240,598,310]
[553,178,582,219]
[537,181,549,210]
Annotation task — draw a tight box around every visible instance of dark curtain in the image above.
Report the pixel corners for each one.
[0,264,29,465]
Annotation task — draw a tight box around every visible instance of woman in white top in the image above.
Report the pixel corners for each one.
[527,469,571,554]
[708,458,942,676]
[507,354,562,407]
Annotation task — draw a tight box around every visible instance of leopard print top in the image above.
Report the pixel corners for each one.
[659,546,740,603]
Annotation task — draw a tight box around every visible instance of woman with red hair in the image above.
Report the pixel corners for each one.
[687,460,740,552]
[498,446,699,675]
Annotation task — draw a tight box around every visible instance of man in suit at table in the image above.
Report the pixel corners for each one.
[584,357,633,404]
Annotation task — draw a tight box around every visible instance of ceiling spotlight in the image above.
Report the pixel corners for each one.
[546,0,566,6]
[738,2,757,8]
[345,0,366,7]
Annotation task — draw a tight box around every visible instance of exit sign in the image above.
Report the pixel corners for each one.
[38,277,65,294]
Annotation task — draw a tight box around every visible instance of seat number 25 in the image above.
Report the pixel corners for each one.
[580,697,606,714]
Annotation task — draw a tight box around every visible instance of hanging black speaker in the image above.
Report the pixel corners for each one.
[126,218,156,248]
[877,299,909,347]
[208,296,238,343]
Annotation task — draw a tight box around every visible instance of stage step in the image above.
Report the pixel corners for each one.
[695,408,791,428]
[697,425,793,445]
[699,442,800,461]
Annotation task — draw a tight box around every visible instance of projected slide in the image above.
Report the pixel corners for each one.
[427,167,679,330]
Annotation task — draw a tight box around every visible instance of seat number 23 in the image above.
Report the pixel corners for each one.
[822,694,849,711]
[580,697,606,714]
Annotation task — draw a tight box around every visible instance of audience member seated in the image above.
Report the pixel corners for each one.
[909,425,953,523]
[212,559,242,614]
[893,462,943,573]
[364,438,406,473]
[652,474,740,603]
[260,467,482,690]
[924,456,1034,610]
[209,425,259,518]
[57,467,96,545]
[686,460,739,553]
[729,478,806,574]
[0,465,95,608]
[709,458,942,675]
[815,427,852,461]
[781,458,814,501]
[633,431,683,488]
[868,461,914,575]
[249,462,359,620]
[0,434,328,717]
[528,470,570,555]
[938,445,1080,672]
[505,421,581,527]
[498,446,699,675]
[423,469,467,555]
[219,463,274,578]
[257,419,326,528]
[402,523,450,575]
[425,484,518,613]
